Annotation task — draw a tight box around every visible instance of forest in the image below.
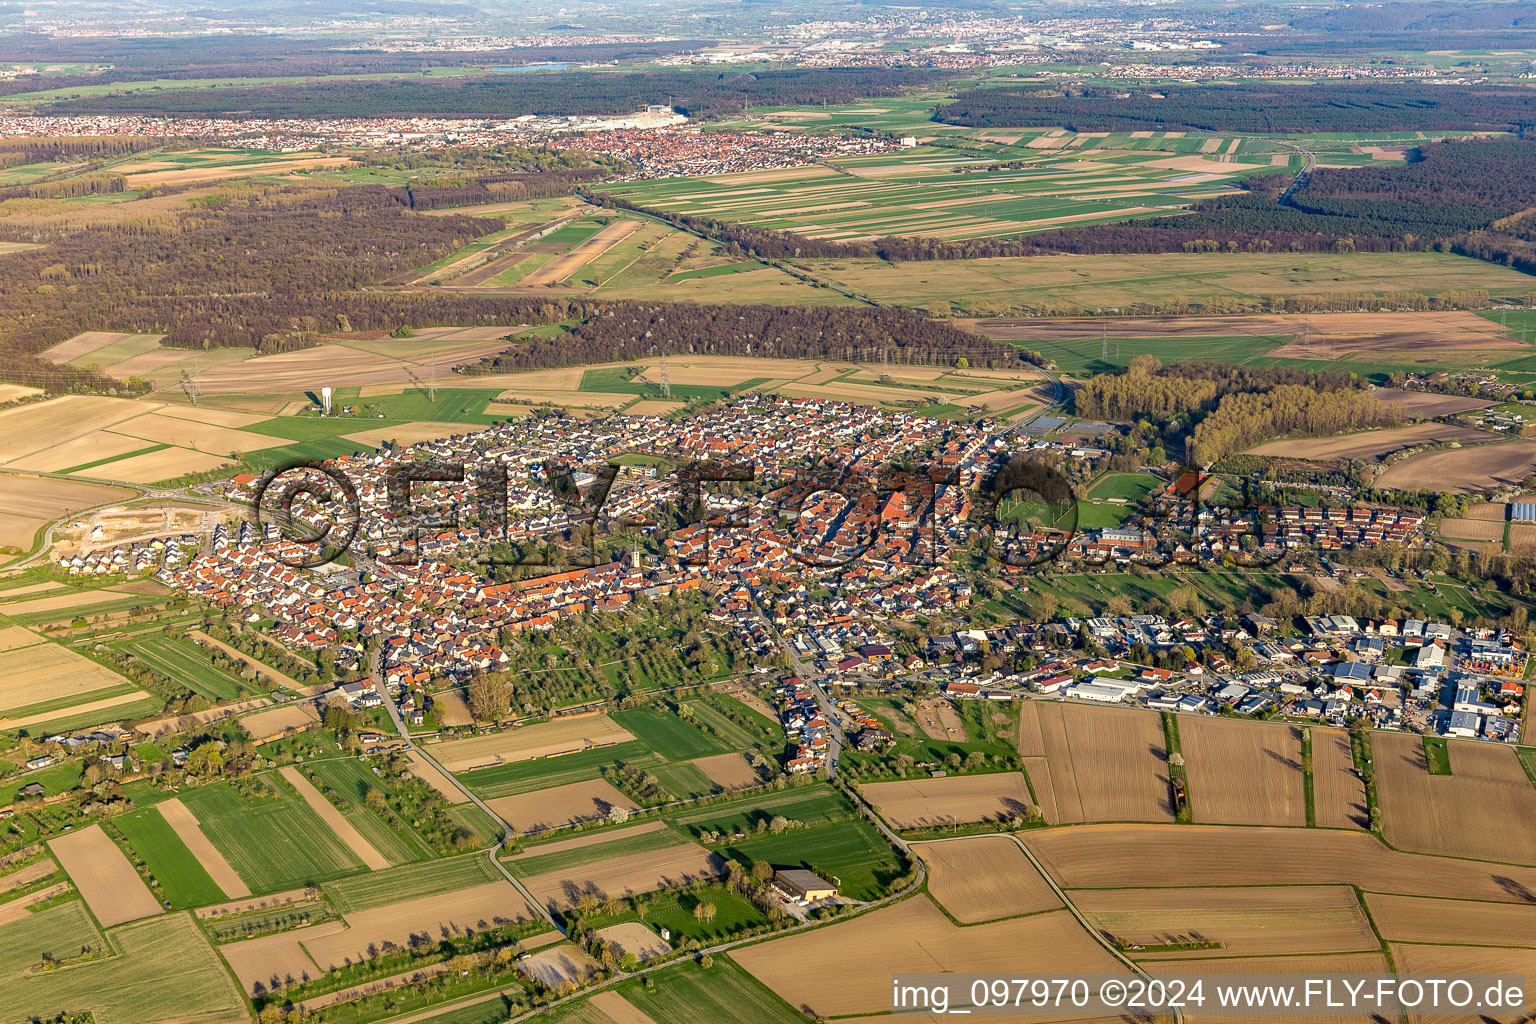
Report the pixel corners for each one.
[0,165,1039,392]
[32,66,951,119]
[0,37,715,96]
[933,82,1536,133]
[464,302,1036,374]
[1074,359,1397,464]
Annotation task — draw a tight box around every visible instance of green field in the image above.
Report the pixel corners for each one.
[1086,472,1163,503]
[111,807,227,909]
[326,853,500,914]
[596,956,806,1024]
[508,826,692,878]
[302,759,436,866]
[0,906,247,1024]
[610,707,734,760]
[458,740,663,800]
[723,817,899,901]
[178,776,365,893]
[115,633,252,703]
[799,251,1536,317]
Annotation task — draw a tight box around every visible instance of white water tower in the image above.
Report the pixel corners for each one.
[321,386,332,415]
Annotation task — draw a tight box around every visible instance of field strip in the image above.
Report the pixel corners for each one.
[509,820,667,860]
[0,688,154,730]
[397,751,464,804]
[279,766,391,871]
[49,823,163,927]
[0,881,71,926]
[589,990,662,1024]
[292,962,454,1013]
[187,630,303,690]
[0,859,56,894]
[157,797,251,899]
[522,219,642,288]
[195,886,317,919]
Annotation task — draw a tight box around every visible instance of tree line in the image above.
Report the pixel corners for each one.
[36,67,952,120]
[465,301,1040,374]
[933,83,1536,134]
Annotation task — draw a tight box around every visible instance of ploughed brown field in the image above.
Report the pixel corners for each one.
[432,714,635,773]
[1366,893,1536,947]
[733,896,1120,1019]
[1377,440,1536,494]
[1245,423,1494,462]
[860,772,1034,829]
[1372,388,1494,416]
[1148,953,1392,1024]
[1311,727,1368,830]
[49,824,163,928]
[914,835,1061,923]
[967,311,1520,351]
[1179,716,1306,826]
[520,841,725,912]
[484,778,639,833]
[1075,885,1378,959]
[1390,944,1536,1024]
[1025,824,1536,902]
[1375,732,1536,864]
[690,752,760,790]
[1018,702,1174,823]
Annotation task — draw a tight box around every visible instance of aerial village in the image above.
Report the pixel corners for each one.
[52,395,1526,770]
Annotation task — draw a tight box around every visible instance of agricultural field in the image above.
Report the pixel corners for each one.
[484,778,640,833]
[430,714,637,773]
[48,824,163,927]
[0,636,142,723]
[538,957,809,1024]
[1245,422,1495,461]
[1018,702,1174,823]
[600,141,1275,243]
[111,801,236,908]
[732,896,1121,1019]
[1312,728,1369,830]
[801,251,1536,318]
[1376,439,1536,494]
[0,468,135,552]
[416,206,846,305]
[914,834,1061,923]
[858,772,1034,829]
[1366,893,1536,948]
[0,906,248,1024]
[219,877,540,995]
[1180,717,1307,827]
[107,147,354,188]
[177,775,371,893]
[519,837,724,913]
[1375,732,1536,864]
[1026,823,1536,901]
[1075,885,1378,960]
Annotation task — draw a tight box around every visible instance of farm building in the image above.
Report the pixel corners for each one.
[1513,502,1536,522]
[775,869,838,903]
